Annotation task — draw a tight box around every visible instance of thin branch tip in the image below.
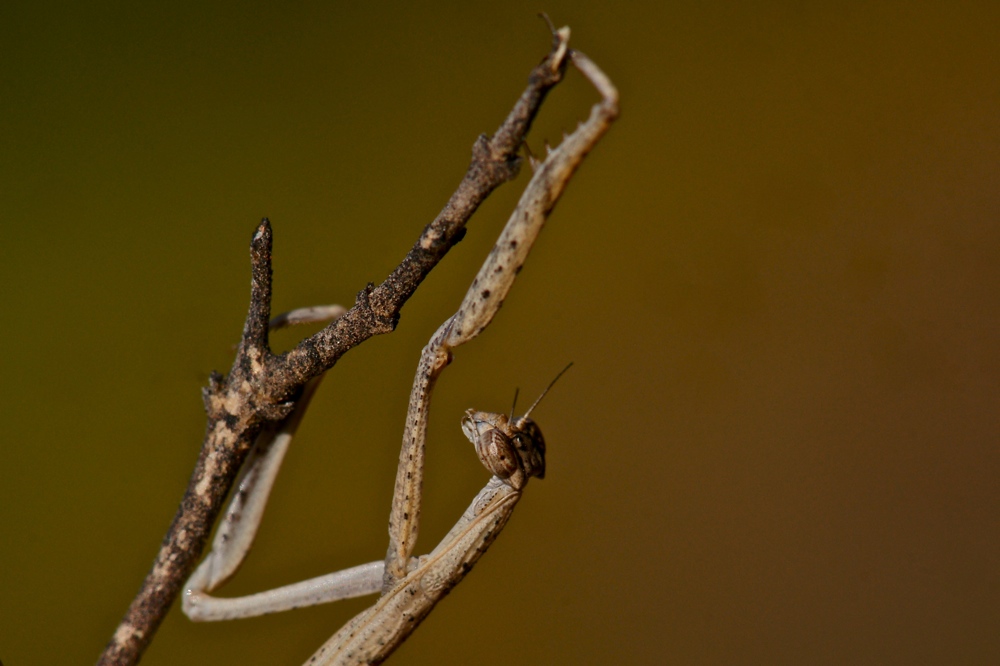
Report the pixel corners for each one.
[249,218,274,275]
[541,33,570,78]
[242,218,275,358]
[554,27,570,60]
[249,218,274,277]
[536,12,569,53]
[252,217,273,247]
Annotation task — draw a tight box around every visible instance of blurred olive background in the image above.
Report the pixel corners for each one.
[2,2,998,664]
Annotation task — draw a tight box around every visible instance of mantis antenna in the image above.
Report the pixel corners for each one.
[522,362,574,419]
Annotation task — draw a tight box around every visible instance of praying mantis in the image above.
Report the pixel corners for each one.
[180,26,617,665]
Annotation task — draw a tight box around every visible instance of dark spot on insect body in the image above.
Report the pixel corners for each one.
[403,512,409,520]
[481,289,491,299]
[222,413,239,429]
[510,240,518,248]
[494,264,504,273]
[515,265,523,274]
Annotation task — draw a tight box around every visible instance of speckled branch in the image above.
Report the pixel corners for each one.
[97,33,571,666]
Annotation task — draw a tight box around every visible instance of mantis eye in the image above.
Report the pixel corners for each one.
[511,417,546,480]
[475,428,520,480]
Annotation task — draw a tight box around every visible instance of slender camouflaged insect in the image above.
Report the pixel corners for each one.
[182,25,617,665]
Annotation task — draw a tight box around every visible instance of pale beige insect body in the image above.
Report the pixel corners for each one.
[182,24,617,665]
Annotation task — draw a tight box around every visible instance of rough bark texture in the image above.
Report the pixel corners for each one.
[96,36,570,666]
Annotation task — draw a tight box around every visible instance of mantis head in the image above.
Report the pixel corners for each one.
[460,363,571,490]
[462,410,546,491]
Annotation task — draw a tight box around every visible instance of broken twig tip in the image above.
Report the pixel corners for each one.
[251,218,273,253]
[551,27,570,71]
[243,217,275,354]
[537,14,570,73]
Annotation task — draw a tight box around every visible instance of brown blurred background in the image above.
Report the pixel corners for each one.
[2,2,998,664]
